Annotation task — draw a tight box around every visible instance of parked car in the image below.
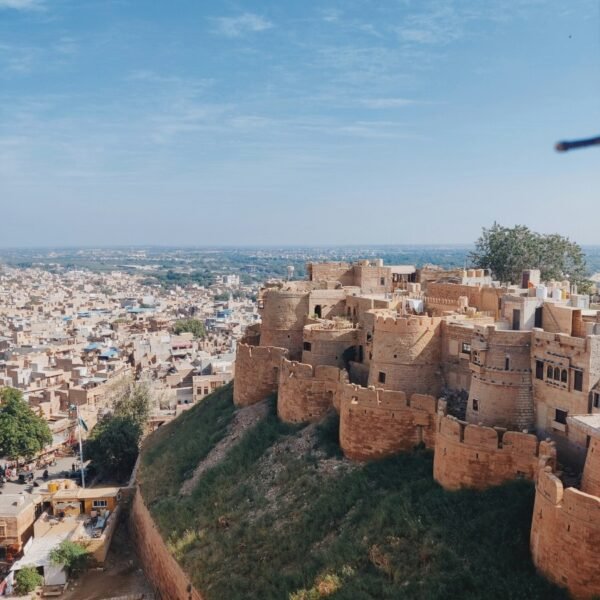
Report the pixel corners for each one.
[18,472,34,484]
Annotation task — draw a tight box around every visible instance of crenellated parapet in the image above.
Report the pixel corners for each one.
[339,383,437,461]
[368,313,443,397]
[277,358,348,423]
[233,342,289,407]
[433,405,556,491]
[371,314,442,334]
[530,468,600,599]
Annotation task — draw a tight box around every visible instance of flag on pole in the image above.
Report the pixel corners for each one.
[78,417,88,432]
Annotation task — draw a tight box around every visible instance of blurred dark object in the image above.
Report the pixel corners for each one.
[555,135,600,152]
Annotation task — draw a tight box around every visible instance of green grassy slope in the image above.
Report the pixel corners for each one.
[138,384,567,600]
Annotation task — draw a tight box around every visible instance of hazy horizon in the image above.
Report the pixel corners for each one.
[2,1,599,246]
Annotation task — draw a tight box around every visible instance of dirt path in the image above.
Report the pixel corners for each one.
[179,399,270,495]
[61,520,155,600]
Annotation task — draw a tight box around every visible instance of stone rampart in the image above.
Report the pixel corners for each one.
[302,322,360,368]
[129,487,202,600]
[233,343,289,407]
[433,410,556,491]
[339,383,437,461]
[530,469,600,599]
[259,287,311,359]
[368,314,442,397]
[277,358,349,423]
[466,325,534,430]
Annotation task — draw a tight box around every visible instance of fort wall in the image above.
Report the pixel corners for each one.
[433,410,556,490]
[259,288,310,359]
[339,383,437,461]
[530,469,600,599]
[466,326,534,430]
[130,487,202,600]
[302,323,360,368]
[307,262,354,286]
[368,315,442,397]
[277,358,348,423]
[233,343,289,407]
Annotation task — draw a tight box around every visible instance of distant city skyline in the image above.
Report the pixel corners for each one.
[1,0,599,246]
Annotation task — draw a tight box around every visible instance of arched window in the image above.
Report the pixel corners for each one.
[554,367,560,381]
[561,369,568,383]
[547,365,553,379]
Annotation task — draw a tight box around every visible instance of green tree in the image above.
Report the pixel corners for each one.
[0,388,52,465]
[173,318,206,339]
[470,223,591,292]
[112,381,151,429]
[15,565,43,594]
[84,416,141,482]
[50,540,89,576]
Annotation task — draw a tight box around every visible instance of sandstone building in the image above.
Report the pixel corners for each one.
[234,259,600,599]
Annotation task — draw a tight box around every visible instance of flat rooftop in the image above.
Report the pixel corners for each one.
[567,414,600,437]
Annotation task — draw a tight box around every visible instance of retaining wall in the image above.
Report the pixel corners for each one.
[129,487,202,600]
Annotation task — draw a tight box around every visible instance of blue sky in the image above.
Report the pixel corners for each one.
[1,0,599,246]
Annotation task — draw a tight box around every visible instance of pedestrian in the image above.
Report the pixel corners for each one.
[72,463,76,472]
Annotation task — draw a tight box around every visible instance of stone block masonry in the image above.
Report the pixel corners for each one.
[277,359,348,423]
[129,487,202,600]
[530,469,600,599]
[367,315,443,397]
[233,343,289,407]
[433,408,556,491]
[339,383,437,461]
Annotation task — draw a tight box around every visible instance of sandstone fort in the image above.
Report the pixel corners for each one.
[233,259,599,599]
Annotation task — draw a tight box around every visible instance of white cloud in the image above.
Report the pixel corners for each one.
[0,0,44,10]
[213,13,273,37]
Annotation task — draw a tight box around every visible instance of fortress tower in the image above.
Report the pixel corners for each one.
[259,285,311,360]
[367,314,443,397]
[466,325,534,431]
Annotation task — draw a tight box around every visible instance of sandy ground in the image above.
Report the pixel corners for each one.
[60,520,155,600]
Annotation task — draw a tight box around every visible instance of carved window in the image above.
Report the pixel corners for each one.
[505,356,510,370]
[535,360,544,380]
[553,367,561,381]
[0,524,6,538]
[380,277,385,285]
[472,399,479,412]
[303,342,312,352]
[561,369,568,384]
[378,371,386,384]
[547,365,553,380]
[593,392,600,409]
[461,342,471,354]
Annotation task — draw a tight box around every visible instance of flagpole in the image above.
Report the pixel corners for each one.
[76,404,86,489]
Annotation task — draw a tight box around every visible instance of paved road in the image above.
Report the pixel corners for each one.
[0,456,85,496]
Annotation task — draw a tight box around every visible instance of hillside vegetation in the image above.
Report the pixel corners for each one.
[138,383,566,600]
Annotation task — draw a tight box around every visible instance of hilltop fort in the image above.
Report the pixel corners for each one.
[232,259,599,599]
